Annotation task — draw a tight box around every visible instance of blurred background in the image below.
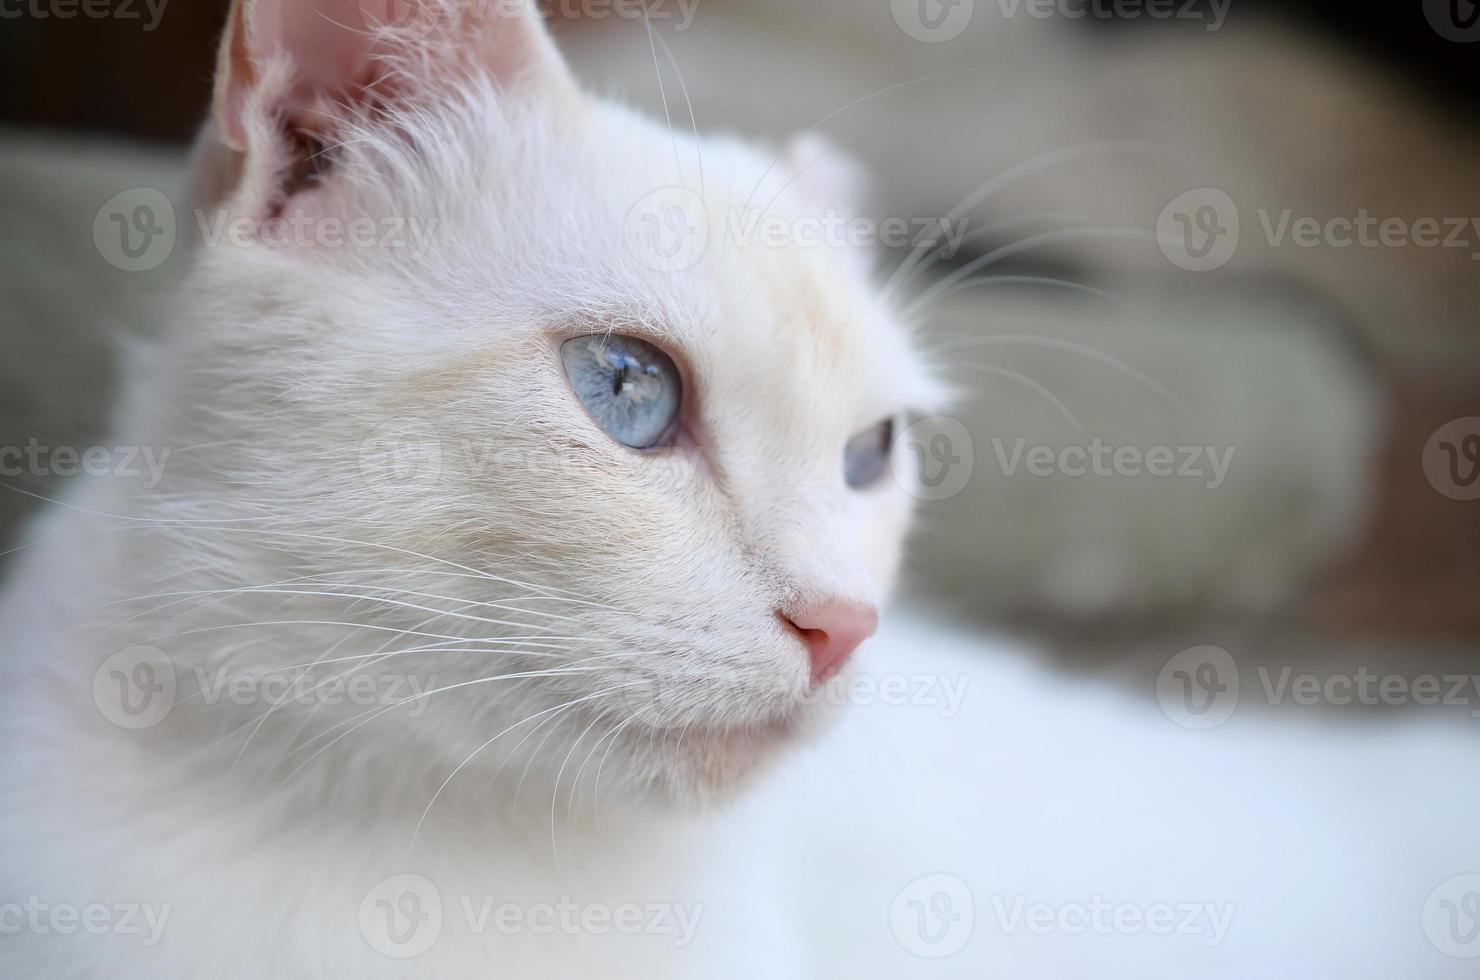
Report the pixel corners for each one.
[1,0,1477,685]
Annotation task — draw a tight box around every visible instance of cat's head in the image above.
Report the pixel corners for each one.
[159,0,940,808]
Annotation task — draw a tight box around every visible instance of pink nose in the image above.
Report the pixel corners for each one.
[784,601,879,685]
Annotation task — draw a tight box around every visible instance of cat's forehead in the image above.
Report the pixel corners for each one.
[393,95,937,418]
[697,242,907,413]
[577,220,927,439]
[572,113,935,422]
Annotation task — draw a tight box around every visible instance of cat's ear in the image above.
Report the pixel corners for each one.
[782,134,880,278]
[784,134,868,219]
[200,0,576,205]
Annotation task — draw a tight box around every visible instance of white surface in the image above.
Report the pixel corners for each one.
[698,609,1480,977]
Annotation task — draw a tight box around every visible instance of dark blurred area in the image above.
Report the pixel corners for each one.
[0,0,227,142]
[3,0,1479,143]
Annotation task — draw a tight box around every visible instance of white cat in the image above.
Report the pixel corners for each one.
[1,2,1478,977]
[2,0,933,974]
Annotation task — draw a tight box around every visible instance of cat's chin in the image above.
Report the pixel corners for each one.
[631,703,844,809]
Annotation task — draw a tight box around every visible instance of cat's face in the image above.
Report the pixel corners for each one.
[165,0,938,807]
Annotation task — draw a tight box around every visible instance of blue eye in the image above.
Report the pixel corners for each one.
[560,334,682,449]
[844,418,894,489]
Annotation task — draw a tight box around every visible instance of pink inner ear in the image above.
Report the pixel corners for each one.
[209,0,578,203]
[214,0,384,152]
[254,0,379,107]
[214,0,575,148]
